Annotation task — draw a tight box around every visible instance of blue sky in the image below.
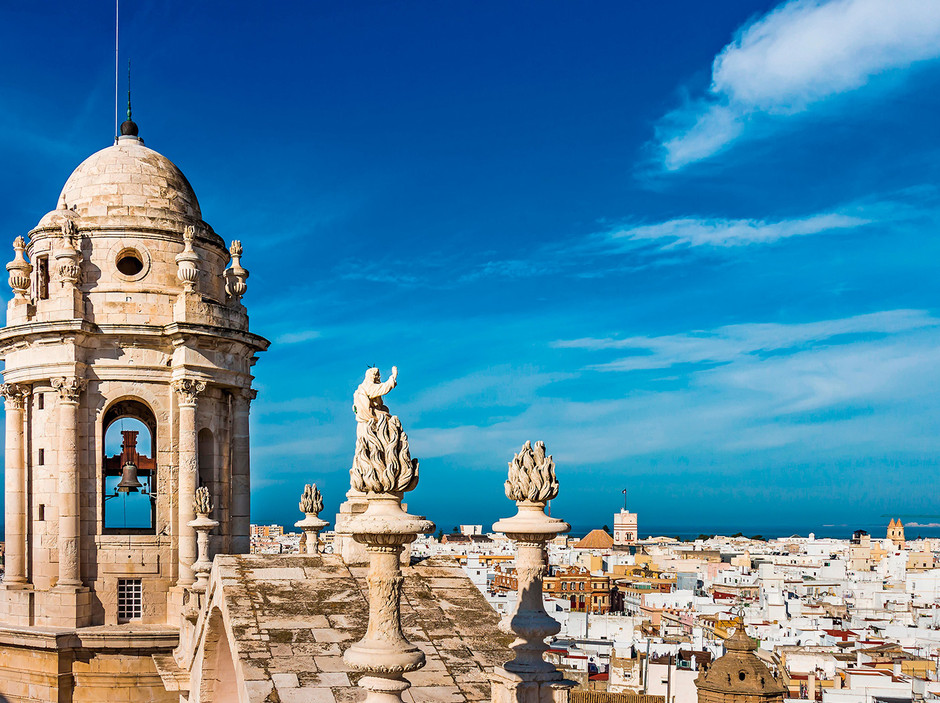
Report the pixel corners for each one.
[3,0,940,535]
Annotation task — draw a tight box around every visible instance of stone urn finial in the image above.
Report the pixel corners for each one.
[54,220,83,287]
[6,236,32,299]
[491,440,572,696]
[295,483,328,554]
[176,224,200,293]
[224,240,248,302]
[188,486,218,594]
[343,370,435,703]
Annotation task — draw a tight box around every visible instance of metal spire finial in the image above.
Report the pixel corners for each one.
[119,58,139,138]
[127,59,132,121]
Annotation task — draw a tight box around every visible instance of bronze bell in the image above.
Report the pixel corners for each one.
[116,460,143,493]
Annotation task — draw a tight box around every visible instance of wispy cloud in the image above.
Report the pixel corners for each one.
[656,0,940,170]
[331,190,934,288]
[402,365,576,416]
[554,309,938,371]
[608,212,867,249]
[412,310,940,465]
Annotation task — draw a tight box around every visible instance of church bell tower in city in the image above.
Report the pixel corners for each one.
[0,116,268,700]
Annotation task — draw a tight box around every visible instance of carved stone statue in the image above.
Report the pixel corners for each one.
[335,367,401,566]
[342,366,435,703]
[352,366,398,437]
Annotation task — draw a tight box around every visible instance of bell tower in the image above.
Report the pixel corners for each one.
[0,118,268,700]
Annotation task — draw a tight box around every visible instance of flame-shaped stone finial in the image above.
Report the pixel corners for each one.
[193,486,212,517]
[350,414,419,494]
[299,483,324,515]
[505,440,558,504]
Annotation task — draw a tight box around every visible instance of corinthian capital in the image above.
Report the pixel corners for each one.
[51,377,87,403]
[173,378,206,406]
[0,383,31,409]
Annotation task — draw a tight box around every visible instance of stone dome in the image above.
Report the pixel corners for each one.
[39,135,202,231]
[696,621,786,702]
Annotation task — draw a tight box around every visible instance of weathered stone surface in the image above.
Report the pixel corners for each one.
[180,554,511,702]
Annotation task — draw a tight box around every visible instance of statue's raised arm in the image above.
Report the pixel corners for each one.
[353,366,399,429]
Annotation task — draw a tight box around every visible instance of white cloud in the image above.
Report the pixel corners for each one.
[608,212,867,249]
[658,0,940,170]
[402,365,575,416]
[275,329,322,345]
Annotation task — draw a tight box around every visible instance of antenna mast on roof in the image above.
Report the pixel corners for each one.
[114,0,119,141]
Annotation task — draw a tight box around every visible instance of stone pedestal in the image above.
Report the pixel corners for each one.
[490,668,574,703]
[43,586,92,629]
[295,513,328,554]
[0,584,34,626]
[344,496,434,703]
[189,513,219,593]
[335,488,369,564]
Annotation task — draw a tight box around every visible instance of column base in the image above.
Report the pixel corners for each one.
[0,583,34,626]
[490,667,575,703]
[41,585,92,628]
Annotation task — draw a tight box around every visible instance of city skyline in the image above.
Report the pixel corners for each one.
[3,0,940,531]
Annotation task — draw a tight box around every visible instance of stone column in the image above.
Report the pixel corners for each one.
[174,378,205,587]
[343,412,434,703]
[231,388,253,554]
[491,441,573,703]
[1,383,30,586]
[51,376,86,587]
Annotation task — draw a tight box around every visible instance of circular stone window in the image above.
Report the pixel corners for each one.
[116,250,144,276]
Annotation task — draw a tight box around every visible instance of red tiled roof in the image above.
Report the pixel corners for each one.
[575,529,615,549]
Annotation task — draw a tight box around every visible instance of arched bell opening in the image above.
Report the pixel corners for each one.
[102,398,157,534]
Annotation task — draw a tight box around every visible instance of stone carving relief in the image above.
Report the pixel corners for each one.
[173,378,207,406]
[51,377,87,403]
[0,383,31,409]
